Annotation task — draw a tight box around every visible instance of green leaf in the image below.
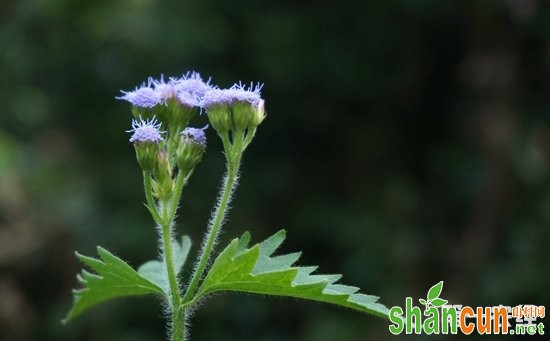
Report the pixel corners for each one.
[63,246,164,323]
[194,230,390,318]
[419,298,427,305]
[138,236,191,293]
[427,281,443,300]
[431,298,448,307]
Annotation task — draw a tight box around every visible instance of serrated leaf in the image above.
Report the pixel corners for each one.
[427,281,443,300]
[138,236,191,293]
[431,298,448,307]
[195,230,390,318]
[63,246,163,323]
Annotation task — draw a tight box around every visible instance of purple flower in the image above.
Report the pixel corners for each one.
[199,88,231,108]
[171,71,212,99]
[181,126,207,146]
[176,91,198,108]
[151,76,176,102]
[200,82,263,108]
[159,71,213,108]
[117,81,163,108]
[128,117,164,143]
[119,72,213,109]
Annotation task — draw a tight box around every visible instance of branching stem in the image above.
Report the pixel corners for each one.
[182,130,245,303]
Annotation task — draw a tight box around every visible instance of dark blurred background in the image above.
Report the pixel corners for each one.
[1,0,549,340]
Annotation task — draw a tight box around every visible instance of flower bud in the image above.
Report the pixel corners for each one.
[176,127,207,173]
[127,117,164,172]
[250,99,266,127]
[232,98,266,129]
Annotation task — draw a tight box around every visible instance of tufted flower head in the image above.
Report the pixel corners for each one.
[199,88,230,108]
[150,76,176,102]
[128,116,164,143]
[175,91,199,108]
[177,126,207,172]
[226,82,263,106]
[117,82,163,108]
[164,71,213,109]
[181,126,207,146]
[200,82,263,108]
[171,71,212,99]
[127,116,164,172]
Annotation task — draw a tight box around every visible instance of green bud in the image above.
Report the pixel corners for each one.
[134,141,160,172]
[250,99,266,127]
[206,104,233,134]
[166,98,196,132]
[231,99,266,130]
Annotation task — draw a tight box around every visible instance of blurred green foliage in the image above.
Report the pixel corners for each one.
[0,0,549,340]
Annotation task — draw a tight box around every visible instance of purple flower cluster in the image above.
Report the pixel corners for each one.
[119,71,263,111]
[128,117,164,143]
[200,82,263,108]
[118,72,212,108]
[121,72,265,171]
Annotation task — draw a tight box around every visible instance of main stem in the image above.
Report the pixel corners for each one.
[162,172,189,340]
[161,195,185,341]
[160,210,183,340]
[182,132,243,303]
[144,171,186,340]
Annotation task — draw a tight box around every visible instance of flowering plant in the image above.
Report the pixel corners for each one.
[63,72,390,340]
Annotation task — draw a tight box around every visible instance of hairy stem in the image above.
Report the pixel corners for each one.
[144,169,185,340]
[168,170,190,220]
[160,200,184,340]
[170,304,185,341]
[182,131,244,303]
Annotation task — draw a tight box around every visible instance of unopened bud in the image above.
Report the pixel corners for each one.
[250,99,266,127]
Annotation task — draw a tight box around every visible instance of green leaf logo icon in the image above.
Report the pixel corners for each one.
[431,298,448,307]
[427,281,443,300]
[420,281,447,311]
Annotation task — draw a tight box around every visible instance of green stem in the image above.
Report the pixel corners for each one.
[243,127,256,151]
[160,200,184,340]
[182,133,244,303]
[144,170,185,340]
[168,170,190,220]
[170,305,185,341]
